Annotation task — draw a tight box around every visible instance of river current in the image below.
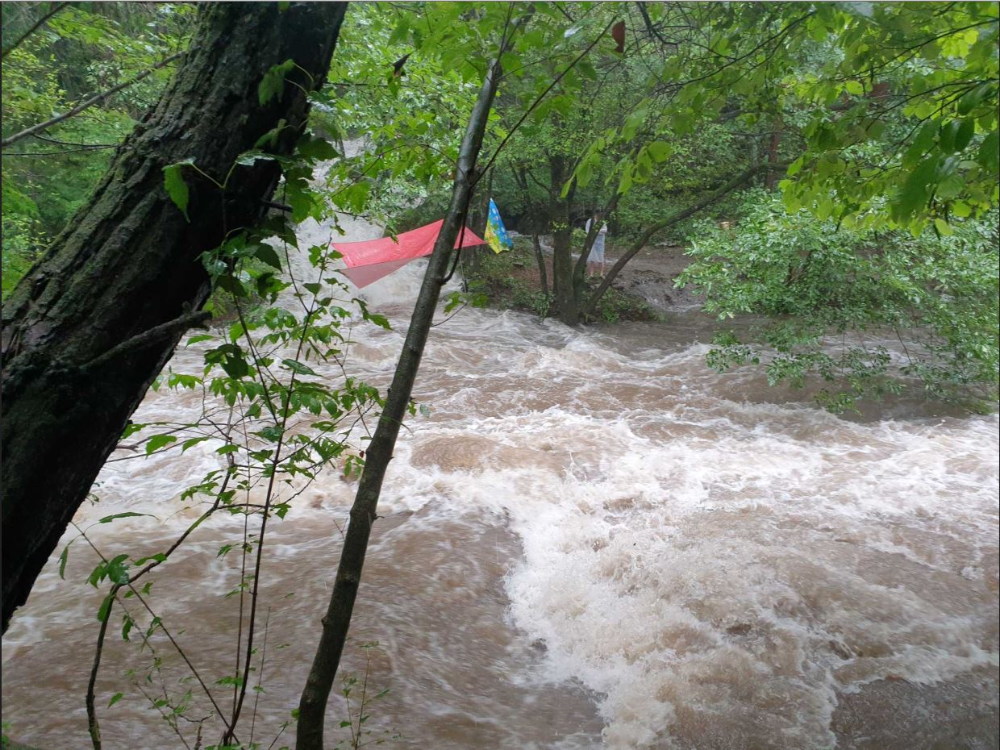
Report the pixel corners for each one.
[3,205,998,750]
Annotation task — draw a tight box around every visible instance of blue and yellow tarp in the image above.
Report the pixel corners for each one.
[485,198,512,254]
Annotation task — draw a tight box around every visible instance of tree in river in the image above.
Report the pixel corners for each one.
[1,1,347,633]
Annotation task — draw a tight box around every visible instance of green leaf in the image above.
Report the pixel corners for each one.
[934,217,953,236]
[163,161,192,220]
[296,134,338,162]
[132,553,167,566]
[257,425,283,442]
[59,539,75,579]
[954,119,975,152]
[957,83,990,115]
[108,692,124,708]
[181,436,211,453]
[363,311,390,329]
[978,130,998,172]
[255,244,283,269]
[145,435,178,455]
[217,274,248,298]
[106,554,130,585]
[388,15,410,45]
[939,120,960,154]
[952,200,972,217]
[282,358,317,376]
[893,156,939,222]
[254,120,288,150]
[97,592,115,623]
[647,141,672,163]
[844,80,864,95]
[236,150,279,167]
[98,512,156,524]
[259,59,296,106]
[904,120,938,165]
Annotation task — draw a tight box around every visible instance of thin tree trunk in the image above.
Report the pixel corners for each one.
[552,222,577,324]
[295,55,504,750]
[0,2,346,633]
[585,163,769,316]
[765,129,781,190]
[532,232,549,297]
[465,168,494,274]
[515,167,548,296]
[549,155,580,325]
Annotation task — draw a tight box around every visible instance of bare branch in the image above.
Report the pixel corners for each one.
[82,310,212,372]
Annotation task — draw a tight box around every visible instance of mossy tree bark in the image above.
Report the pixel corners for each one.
[0,1,346,633]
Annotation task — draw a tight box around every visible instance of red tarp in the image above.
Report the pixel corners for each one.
[332,220,485,288]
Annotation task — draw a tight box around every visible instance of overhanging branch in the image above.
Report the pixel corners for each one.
[2,50,189,149]
[81,310,212,372]
[1,2,68,60]
[585,162,776,316]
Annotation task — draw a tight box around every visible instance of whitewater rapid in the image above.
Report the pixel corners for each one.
[2,206,998,750]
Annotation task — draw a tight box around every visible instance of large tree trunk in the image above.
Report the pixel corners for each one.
[296,53,504,750]
[0,2,346,633]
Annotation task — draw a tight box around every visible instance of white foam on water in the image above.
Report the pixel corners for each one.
[377,387,997,748]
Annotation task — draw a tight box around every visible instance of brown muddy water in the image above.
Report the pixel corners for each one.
[2,210,998,750]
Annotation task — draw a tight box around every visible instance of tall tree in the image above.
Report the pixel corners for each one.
[1,1,346,633]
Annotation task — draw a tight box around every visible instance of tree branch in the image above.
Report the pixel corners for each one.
[477,17,615,179]
[1,2,68,60]
[81,310,211,372]
[585,163,773,315]
[296,37,507,750]
[2,49,189,149]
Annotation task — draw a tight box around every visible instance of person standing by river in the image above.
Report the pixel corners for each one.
[585,215,608,277]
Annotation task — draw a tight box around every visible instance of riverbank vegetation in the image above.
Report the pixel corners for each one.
[2,2,998,748]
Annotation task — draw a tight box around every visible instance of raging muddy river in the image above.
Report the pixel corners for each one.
[3,207,998,750]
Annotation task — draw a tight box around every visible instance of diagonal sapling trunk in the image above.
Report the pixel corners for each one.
[295,52,506,750]
[585,163,771,316]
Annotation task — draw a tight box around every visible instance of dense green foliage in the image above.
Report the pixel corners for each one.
[680,191,999,410]
[2,2,194,295]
